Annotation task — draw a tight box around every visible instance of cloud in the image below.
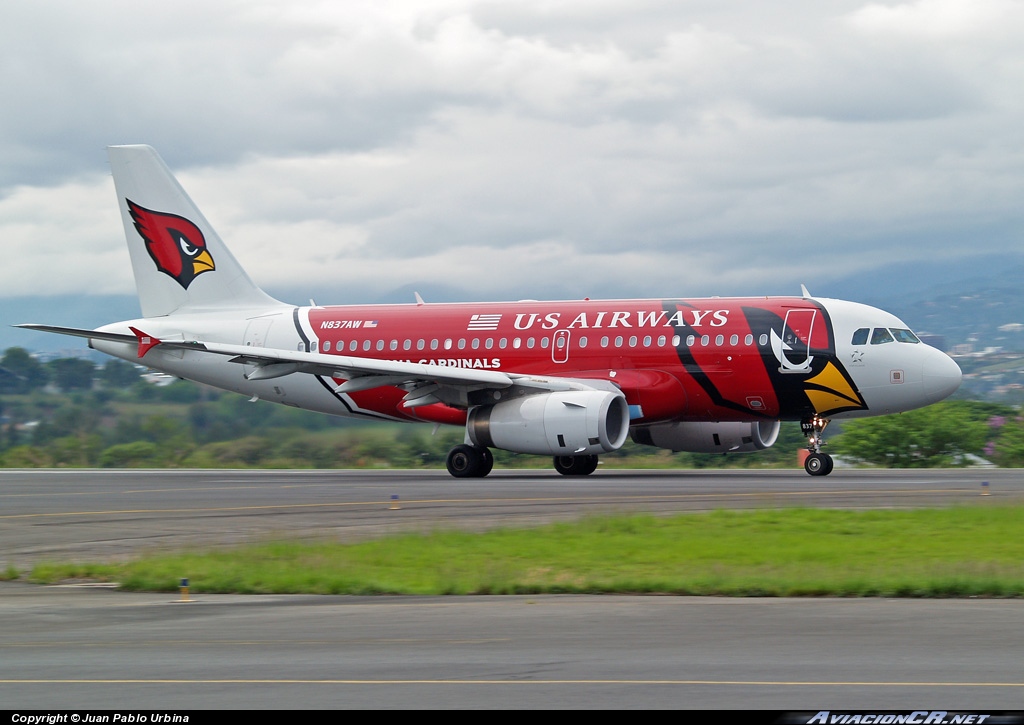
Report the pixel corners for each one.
[1,1,1023,306]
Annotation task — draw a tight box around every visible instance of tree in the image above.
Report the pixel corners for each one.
[992,418,1024,467]
[100,360,141,389]
[47,358,96,392]
[0,348,49,393]
[830,401,989,467]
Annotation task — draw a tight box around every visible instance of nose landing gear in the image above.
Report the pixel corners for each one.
[801,415,834,476]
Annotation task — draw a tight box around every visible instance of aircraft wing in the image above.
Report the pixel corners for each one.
[15,324,606,405]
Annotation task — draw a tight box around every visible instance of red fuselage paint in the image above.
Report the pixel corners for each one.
[301,297,858,426]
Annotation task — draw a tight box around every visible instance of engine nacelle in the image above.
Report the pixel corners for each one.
[631,420,780,454]
[468,390,630,456]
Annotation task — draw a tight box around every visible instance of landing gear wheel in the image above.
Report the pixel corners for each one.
[804,452,834,477]
[446,445,492,478]
[801,415,834,477]
[553,454,599,476]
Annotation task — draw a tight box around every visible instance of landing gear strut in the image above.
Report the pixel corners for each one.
[446,444,494,478]
[801,415,834,476]
[553,454,599,476]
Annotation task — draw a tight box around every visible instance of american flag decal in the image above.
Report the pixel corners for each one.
[468,313,502,331]
[364,320,379,328]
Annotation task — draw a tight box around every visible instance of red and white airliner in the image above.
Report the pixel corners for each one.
[19,146,962,477]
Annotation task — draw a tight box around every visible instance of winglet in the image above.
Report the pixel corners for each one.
[129,327,162,358]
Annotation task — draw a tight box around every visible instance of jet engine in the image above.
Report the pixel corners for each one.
[630,420,780,454]
[468,390,630,456]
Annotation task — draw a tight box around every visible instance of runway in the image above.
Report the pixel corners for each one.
[2,467,1023,709]
[3,467,1020,567]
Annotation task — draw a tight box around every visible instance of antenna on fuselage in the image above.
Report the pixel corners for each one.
[800,284,812,299]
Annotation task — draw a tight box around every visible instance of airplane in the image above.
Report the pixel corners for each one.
[18,145,963,478]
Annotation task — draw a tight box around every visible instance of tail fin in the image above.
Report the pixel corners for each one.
[108,145,283,317]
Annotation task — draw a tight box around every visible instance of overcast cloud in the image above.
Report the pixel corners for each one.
[1,0,1022,304]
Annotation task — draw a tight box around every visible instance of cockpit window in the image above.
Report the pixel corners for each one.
[891,328,920,344]
[871,328,894,345]
[851,328,869,346]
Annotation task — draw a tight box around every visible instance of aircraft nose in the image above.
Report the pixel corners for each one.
[922,349,962,402]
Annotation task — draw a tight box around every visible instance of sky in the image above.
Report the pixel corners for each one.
[2,0,1023,309]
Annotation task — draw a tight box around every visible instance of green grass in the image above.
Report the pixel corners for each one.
[28,505,1024,597]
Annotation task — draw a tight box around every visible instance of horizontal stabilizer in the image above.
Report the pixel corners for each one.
[14,324,136,345]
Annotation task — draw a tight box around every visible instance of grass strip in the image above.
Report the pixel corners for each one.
[28,505,1024,597]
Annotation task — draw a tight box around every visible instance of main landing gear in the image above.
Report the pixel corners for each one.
[445,447,601,478]
[801,415,834,477]
[446,444,493,478]
[553,454,599,476]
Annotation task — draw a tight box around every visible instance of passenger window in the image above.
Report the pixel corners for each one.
[745,334,753,346]
[362,340,371,351]
[485,338,494,349]
[430,339,439,351]
[629,336,638,347]
[600,336,609,348]
[376,340,384,351]
[715,334,724,346]
[541,337,550,349]
[658,335,666,346]
[759,334,768,346]
[730,334,738,346]
[417,339,425,351]
[458,338,466,350]
[579,336,588,348]
[472,338,480,349]
[350,340,358,352]
[871,328,894,345]
[686,335,695,346]
[851,328,869,346]
[527,337,536,349]
[323,341,331,352]
[390,340,398,351]
[615,336,624,347]
[701,335,709,346]
[403,339,412,351]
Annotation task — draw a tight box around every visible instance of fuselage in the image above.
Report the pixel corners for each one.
[93,295,962,429]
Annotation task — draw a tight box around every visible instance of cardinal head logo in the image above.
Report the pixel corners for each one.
[127,199,216,289]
